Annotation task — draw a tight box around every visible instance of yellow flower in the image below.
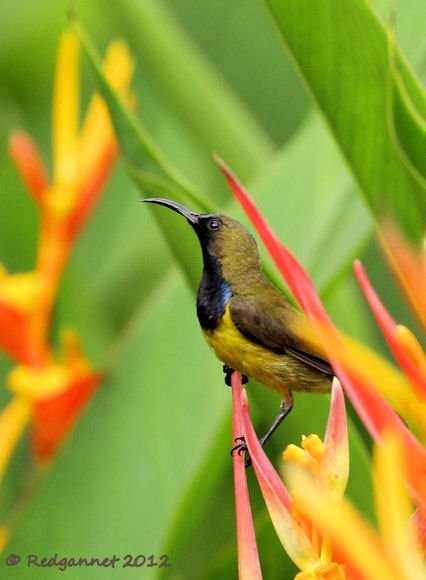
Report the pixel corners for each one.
[287,431,425,580]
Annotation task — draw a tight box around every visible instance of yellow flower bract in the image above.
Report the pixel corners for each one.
[0,269,42,312]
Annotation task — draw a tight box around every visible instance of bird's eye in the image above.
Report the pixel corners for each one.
[208,218,222,231]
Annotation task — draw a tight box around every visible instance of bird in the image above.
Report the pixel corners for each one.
[143,198,334,451]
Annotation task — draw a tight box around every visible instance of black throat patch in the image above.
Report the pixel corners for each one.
[196,254,232,330]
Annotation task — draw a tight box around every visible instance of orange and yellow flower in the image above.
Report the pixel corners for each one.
[0,28,134,487]
[232,373,348,579]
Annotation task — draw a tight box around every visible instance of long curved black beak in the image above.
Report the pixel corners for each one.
[142,198,200,225]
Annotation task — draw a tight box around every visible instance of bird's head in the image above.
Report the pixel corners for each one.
[143,198,261,278]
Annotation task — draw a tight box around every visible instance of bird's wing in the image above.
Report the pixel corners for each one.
[229,295,334,377]
[283,344,334,376]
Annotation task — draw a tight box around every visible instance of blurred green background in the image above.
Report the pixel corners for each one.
[0,0,424,578]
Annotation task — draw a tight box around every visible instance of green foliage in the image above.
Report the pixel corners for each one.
[265,0,426,242]
[388,28,426,185]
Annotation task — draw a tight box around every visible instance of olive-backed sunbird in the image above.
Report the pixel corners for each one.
[143,198,334,448]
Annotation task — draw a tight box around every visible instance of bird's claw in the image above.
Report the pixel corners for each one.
[223,365,233,387]
[230,436,247,457]
[223,365,248,387]
[230,437,253,468]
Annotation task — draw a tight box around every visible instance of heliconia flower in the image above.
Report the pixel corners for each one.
[232,372,348,578]
[353,260,426,401]
[7,329,103,463]
[339,333,426,443]
[0,28,134,482]
[216,158,426,513]
[286,429,425,580]
[6,32,134,355]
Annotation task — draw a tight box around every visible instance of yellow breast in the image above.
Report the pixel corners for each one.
[202,306,330,397]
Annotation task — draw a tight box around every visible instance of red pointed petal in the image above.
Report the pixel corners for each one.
[231,372,262,579]
[354,260,426,400]
[32,372,103,463]
[240,389,320,570]
[217,160,426,509]
[9,131,48,204]
[240,388,292,510]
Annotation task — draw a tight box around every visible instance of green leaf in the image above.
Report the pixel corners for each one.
[264,0,426,242]
[387,28,426,185]
[245,112,373,295]
[106,0,275,183]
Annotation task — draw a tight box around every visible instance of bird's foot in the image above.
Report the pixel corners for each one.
[230,436,247,456]
[239,436,265,469]
[222,365,248,387]
[230,436,252,468]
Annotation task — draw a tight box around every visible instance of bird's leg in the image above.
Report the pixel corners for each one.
[259,394,293,447]
[222,364,248,387]
[244,394,293,468]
